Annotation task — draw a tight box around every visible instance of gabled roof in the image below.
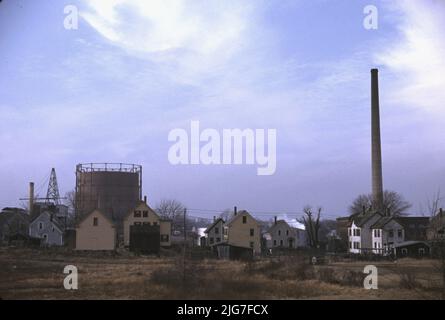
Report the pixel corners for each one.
[225,210,259,226]
[351,211,384,228]
[371,215,430,229]
[30,211,64,233]
[204,218,224,234]
[76,209,116,228]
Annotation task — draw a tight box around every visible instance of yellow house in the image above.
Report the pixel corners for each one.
[123,200,172,248]
[224,210,261,254]
[75,209,116,250]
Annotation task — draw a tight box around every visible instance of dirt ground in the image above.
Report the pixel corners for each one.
[0,247,443,300]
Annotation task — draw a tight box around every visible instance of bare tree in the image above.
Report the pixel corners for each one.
[64,190,76,214]
[299,206,322,248]
[155,199,186,231]
[349,190,411,216]
[426,189,443,217]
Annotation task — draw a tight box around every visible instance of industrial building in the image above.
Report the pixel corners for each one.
[75,163,142,235]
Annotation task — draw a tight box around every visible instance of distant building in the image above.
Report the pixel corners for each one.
[29,211,64,246]
[204,218,225,247]
[428,208,445,241]
[347,210,430,256]
[370,216,429,255]
[75,209,116,250]
[265,218,306,249]
[0,207,29,245]
[348,211,383,254]
[223,210,261,255]
[123,200,172,251]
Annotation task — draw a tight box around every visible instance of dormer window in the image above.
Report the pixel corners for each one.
[93,217,98,226]
[242,216,247,224]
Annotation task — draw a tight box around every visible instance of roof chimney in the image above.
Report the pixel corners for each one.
[274,216,277,225]
[234,206,237,216]
[371,68,384,212]
[362,205,366,215]
[213,216,216,222]
[143,195,147,204]
[440,208,443,216]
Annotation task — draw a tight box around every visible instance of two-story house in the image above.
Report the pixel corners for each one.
[123,200,172,251]
[204,217,225,247]
[29,211,64,246]
[371,215,429,255]
[266,218,306,249]
[348,211,383,254]
[223,210,261,254]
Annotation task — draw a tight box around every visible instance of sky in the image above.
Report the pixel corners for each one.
[0,0,444,221]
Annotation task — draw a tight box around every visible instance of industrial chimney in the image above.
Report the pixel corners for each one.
[29,182,34,216]
[371,68,384,212]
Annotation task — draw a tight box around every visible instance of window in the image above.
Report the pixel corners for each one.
[418,248,425,255]
[348,228,351,236]
[142,211,148,218]
[93,217,98,226]
[280,239,283,246]
[42,234,48,242]
[134,210,141,218]
[286,230,289,236]
[250,242,254,248]
[161,235,169,242]
[278,230,281,236]
[273,240,277,246]
[216,237,221,242]
[242,216,247,224]
[250,228,254,236]
[389,230,394,238]
[349,241,352,249]
[353,229,361,237]
[401,248,408,255]
[397,230,403,238]
[215,227,219,234]
[210,237,214,244]
[39,222,44,230]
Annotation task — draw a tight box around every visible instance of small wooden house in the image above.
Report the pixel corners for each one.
[75,209,116,250]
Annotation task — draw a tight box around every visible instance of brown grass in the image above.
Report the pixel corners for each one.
[0,247,442,300]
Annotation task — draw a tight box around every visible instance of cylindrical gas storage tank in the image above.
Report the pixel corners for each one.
[75,163,142,224]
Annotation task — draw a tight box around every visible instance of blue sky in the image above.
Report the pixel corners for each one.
[0,0,444,220]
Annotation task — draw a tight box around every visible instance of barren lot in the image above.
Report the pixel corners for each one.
[0,247,443,300]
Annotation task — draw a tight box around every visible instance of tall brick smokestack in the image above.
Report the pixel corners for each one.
[371,68,384,212]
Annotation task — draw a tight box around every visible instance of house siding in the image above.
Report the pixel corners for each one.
[75,210,116,250]
[226,212,261,254]
[29,212,64,246]
[123,202,172,247]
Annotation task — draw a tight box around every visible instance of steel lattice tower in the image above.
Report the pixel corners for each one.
[46,168,61,205]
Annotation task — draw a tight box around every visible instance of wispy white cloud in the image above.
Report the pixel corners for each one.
[80,0,256,85]
[375,0,445,114]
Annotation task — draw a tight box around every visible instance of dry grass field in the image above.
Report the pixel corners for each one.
[0,247,443,300]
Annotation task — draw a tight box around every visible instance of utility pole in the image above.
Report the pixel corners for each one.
[182,208,187,287]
